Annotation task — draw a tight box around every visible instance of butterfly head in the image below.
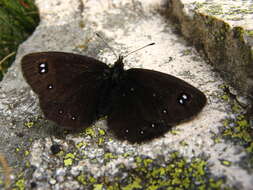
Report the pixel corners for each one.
[114,55,124,68]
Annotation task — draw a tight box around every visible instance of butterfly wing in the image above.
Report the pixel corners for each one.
[22,52,109,129]
[107,68,207,143]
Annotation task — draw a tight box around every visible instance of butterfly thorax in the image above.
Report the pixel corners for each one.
[109,56,125,84]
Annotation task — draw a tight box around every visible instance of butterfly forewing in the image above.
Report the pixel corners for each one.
[107,68,206,143]
[22,52,109,129]
[22,52,108,100]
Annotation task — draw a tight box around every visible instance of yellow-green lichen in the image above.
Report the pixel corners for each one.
[122,177,142,190]
[233,27,244,41]
[65,153,75,159]
[25,161,30,168]
[24,150,30,156]
[221,94,229,101]
[76,142,86,149]
[220,159,231,166]
[231,104,242,113]
[124,152,225,189]
[181,49,192,56]
[205,5,224,15]
[93,184,103,190]
[222,116,251,144]
[213,137,221,144]
[72,152,226,189]
[104,153,118,162]
[219,84,253,157]
[193,2,205,10]
[24,121,34,128]
[64,153,75,166]
[170,129,180,135]
[98,137,105,145]
[89,176,97,183]
[246,30,253,36]
[218,96,253,172]
[143,159,153,167]
[123,152,132,157]
[77,174,87,185]
[84,128,96,137]
[15,178,25,190]
[64,158,73,166]
[179,140,188,147]
[98,129,106,136]
[246,142,253,152]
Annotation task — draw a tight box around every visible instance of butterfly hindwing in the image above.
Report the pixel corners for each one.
[107,68,206,143]
[39,81,102,129]
[22,52,109,129]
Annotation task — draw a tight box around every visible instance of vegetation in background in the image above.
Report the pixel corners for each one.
[0,0,39,80]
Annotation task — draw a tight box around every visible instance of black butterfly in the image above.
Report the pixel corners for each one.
[21,51,206,143]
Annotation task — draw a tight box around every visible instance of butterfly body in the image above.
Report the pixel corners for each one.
[22,52,206,143]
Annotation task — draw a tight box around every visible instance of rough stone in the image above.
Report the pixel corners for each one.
[0,0,252,189]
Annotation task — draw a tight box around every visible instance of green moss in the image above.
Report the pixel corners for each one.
[0,0,39,80]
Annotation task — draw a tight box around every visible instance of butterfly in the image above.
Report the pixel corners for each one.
[21,49,206,143]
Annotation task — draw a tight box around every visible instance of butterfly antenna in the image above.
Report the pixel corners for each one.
[124,42,155,58]
[95,33,118,59]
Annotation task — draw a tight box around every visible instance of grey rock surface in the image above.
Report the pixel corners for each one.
[167,0,253,96]
[0,0,252,189]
